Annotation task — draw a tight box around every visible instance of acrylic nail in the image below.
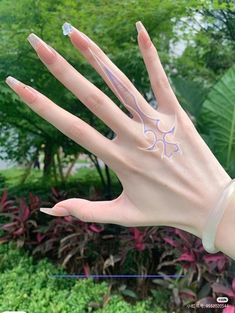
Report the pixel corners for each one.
[40,207,52,211]
[62,22,90,48]
[79,31,90,43]
[62,22,88,40]
[40,206,69,216]
[27,33,57,65]
[62,22,73,36]
[5,76,37,103]
[27,33,41,49]
[136,21,145,33]
[136,21,151,49]
[5,76,20,88]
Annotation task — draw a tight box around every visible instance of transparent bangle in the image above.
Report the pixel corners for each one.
[202,178,235,254]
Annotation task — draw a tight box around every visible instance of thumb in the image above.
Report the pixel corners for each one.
[40,196,123,224]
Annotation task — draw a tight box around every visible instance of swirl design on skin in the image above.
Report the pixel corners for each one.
[89,49,181,159]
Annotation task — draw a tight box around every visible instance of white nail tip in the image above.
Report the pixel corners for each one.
[136,21,144,33]
[5,76,19,86]
[62,22,73,36]
[27,33,41,49]
[40,207,52,212]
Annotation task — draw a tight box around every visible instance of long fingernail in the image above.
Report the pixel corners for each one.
[27,33,42,49]
[40,206,69,216]
[62,22,89,41]
[5,76,20,88]
[40,207,54,214]
[136,21,145,33]
[27,33,57,64]
[136,21,151,49]
[62,22,90,49]
[62,22,73,36]
[5,76,37,103]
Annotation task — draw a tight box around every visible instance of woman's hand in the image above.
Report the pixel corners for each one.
[5,21,231,240]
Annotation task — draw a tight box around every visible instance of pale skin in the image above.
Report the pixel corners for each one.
[5,21,235,259]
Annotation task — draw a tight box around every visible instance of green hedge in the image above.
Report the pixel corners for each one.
[0,243,166,313]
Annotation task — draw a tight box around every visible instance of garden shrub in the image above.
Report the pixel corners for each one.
[0,242,166,313]
[0,189,235,312]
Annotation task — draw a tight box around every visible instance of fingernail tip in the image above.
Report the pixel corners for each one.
[5,76,19,86]
[27,33,36,40]
[40,207,51,212]
[136,21,144,33]
[5,75,12,82]
[62,22,73,36]
[27,33,40,49]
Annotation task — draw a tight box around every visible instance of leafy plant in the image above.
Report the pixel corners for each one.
[171,76,208,119]
[0,189,234,312]
[198,65,235,175]
[0,242,158,313]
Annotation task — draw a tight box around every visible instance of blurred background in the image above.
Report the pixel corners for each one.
[0,0,235,312]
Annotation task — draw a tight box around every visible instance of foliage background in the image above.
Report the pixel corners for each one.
[0,0,235,312]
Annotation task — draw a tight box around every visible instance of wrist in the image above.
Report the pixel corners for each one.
[214,189,235,259]
[171,169,232,244]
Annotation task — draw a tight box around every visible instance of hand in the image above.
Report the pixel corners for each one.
[5,21,231,240]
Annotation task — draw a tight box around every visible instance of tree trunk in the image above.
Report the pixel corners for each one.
[20,149,40,184]
[56,148,65,183]
[19,159,34,185]
[64,153,79,181]
[52,154,58,184]
[43,141,54,179]
[88,154,113,199]
[104,164,112,200]
[88,154,106,190]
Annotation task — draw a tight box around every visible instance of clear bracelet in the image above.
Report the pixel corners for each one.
[202,178,235,254]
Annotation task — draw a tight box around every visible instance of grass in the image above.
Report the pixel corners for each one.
[0,165,122,200]
[0,165,119,187]
[0,167,169,312]
[0,167,42,186]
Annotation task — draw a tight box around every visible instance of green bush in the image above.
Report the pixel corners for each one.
[0,242,166,313]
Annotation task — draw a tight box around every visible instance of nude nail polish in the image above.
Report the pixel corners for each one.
[62,22,73,36]
[27,33,57,65]
[5,76,20,88]
[40,206,69,216]
[62,22,90,45]
[136,21,145,33]
[5,76,37,103]
[135,21,151,49]
[27,33,41,49]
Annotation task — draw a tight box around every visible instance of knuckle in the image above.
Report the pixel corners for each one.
[154,75,170,90]
[147,50,157,66]
[35,101,48,116]
[116,152,141,175]
[84,92,104,112]
[122,76,133,90]
[51,58,69,77]
[67,120,85,139]
[79,209,94,223]
[131,123,157,152]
